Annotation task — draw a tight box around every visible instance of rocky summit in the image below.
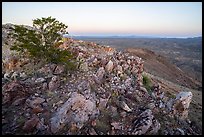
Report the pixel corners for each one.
[2,36,201,135]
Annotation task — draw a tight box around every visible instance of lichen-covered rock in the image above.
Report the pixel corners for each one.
[132,109,154,135]
[50,92,99,133]
[147,117,161,135]
[172,91,193,119]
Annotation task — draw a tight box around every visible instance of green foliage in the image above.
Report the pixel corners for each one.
[142,74,152,92]
[10,16,76,71]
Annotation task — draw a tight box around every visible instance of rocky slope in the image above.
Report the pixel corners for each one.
[2,24,202,135]
[125,48,201,90]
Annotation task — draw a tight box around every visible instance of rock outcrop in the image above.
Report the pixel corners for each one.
[2,33,197,135]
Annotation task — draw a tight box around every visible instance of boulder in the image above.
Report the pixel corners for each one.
[147,117,161,135]
[96,67,105,81]
[132,109,154,135]
[2,81,29,104]
[23,116,40,132]
[105,60,114,73]
[172,91,193,119]
[50,92,99,133]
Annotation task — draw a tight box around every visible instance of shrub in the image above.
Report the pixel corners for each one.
[142,74,152,92]
[10,16,77,71]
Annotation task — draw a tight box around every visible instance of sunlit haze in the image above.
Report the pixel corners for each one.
[2,2,202,38]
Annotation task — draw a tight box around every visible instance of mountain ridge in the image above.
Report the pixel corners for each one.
[2,23,202,135]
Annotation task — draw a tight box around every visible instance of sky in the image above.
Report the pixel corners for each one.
[2,2,202,38]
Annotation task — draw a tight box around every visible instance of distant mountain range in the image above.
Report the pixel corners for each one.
[64,34,202,39]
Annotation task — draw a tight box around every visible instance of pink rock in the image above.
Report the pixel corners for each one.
[105,60,114,73]
[96,67,105,81]
[50,92,99,133]
[111,122,122,130]
[2,81,28,104]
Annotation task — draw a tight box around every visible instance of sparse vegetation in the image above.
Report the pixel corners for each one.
[10,16,77,71]
[142,74,152,92]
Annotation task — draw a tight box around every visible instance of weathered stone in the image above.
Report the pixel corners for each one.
[89,128,98,135]
[53,65,65,75]
[124,77,132,88]
[147,102,156,110]
[35,78,46,83]
[26,97,45,108]
[140,86,148,93]
[96,67,105,81]
[105,60,114,73]
[80,62,89,72]
[32,106,44,114]
[77,80,91,94]
[11,97,26,106]
[19,72,27,79]
[151,83,164,100]
[33,97,45,104]
[36,118,47,131]
[49,76,60,91]
[10,71,19,81]
[42,82,48,90]
[175,128,185,135]
[132,109,153,135]
[111,122,122,130]
[118,100,132,112]
[120,111,127,118]
[147,117,161,135]
[98,98,109,109]
[172,91,193,119]
[23,116,40,132]
[50,92,99,133]
[2,81,29,104]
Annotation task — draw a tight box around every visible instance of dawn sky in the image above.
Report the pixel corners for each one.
[2,2,202,38]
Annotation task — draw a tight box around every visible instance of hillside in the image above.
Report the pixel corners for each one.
[2,24,202,135]
[74,37,202,85]
[125,48,201,90]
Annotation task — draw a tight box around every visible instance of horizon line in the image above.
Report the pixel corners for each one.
[64,34,202,39]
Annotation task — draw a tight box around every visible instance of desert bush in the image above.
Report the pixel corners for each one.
[10,16,77,71]
[142,74,152,92]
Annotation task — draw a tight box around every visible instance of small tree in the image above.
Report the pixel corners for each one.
[10,16,76,70]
